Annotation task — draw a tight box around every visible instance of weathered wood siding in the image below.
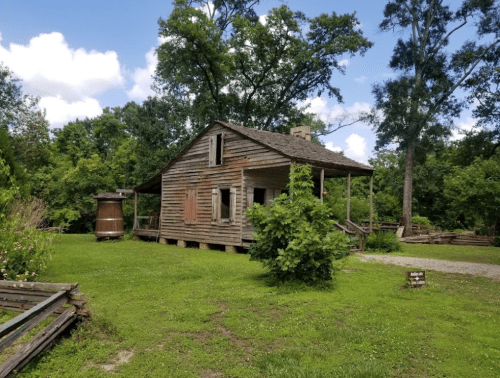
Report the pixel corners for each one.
[160,123,291,246]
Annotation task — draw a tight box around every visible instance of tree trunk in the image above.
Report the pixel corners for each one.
[402,142,415,237]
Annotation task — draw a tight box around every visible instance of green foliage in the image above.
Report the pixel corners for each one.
[246,164,350,283]
[493,236,500,248]
[156,0,372,131]
[365,232,402,253]
[0,198,53,281]
[0,226,52,281]
[411,215,431,226]
[444,153,500,235]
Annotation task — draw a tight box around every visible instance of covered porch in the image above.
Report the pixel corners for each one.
[131,172,162,239]
[241,162,374,245]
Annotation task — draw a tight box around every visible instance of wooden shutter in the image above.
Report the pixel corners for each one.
[246,186,254,208]
[185,189,196,223]
[209,135,216,167]
[265,189,274,206]
[219,133,224,165]
[212,189,219,223]
[230,187,236,223]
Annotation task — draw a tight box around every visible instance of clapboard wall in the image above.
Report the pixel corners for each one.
[160,123,291,246]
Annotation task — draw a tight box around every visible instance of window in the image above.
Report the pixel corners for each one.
[253,188,266,205]
[184,189,197,223]
[212,187,236,224]
[246,187,283,208]
[209,133,224,167]
[220,189,230,219]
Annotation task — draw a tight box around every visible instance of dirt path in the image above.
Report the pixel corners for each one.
[357,254,500,280]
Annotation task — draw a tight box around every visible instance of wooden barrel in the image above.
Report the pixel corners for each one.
[93,193,126,239]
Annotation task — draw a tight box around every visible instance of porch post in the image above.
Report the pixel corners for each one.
[134,191,138,230]
[347,172,351,222]
[369,175,373,232]
[320,169,324,202]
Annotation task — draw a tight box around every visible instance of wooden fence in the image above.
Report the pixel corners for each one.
[400,232,494,246]
[0,281,88,377]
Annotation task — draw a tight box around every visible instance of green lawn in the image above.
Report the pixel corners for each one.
[5,234,500,377]
[390,243,500,265]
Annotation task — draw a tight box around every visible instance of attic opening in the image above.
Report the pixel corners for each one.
[216,134,223,165]
[220,189,230,219]
[253,188,266,205]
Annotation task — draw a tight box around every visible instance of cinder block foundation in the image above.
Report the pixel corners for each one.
[200,243,209,250]
[177,240,186,248]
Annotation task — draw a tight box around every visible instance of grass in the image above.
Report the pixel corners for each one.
[389,243,500,265]
[4,234,500,377]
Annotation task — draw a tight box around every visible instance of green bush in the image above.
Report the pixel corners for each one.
[493,235,500,248]
[366,232,402,253]
[0,226,53,281]
[0,198,53,281]
[412,215,431,225]
[246,164,350,283]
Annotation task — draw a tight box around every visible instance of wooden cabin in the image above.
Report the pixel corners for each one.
[132,121,374,251]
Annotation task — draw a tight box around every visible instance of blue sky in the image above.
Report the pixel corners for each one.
[0,0,478,163]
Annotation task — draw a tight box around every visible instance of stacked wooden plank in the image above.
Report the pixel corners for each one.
[400,232,494,246]
[0,281,88,378]
[451,233,494,246]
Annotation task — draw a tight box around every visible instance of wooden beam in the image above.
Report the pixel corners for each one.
[370,175,373,233]
[0,281,76,292]
[320,169,324,202]
[0,306,77,378]
[0,290,68,339]
[347,172,351,222]
[0,294,68,353]
[134,191,138,230]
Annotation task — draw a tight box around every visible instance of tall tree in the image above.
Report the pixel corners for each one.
[371,0,499,236]
[155,0,372,131]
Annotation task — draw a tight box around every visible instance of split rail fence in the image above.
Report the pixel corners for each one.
[0,281,88,377]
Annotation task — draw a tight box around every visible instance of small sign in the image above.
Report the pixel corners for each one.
[407,271,425,287]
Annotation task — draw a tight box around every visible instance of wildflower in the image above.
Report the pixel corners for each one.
[25,271,29,275]
[28,245,33,251]
[2,260,6,264]
[32,272,36,276]
[1,269,4,272]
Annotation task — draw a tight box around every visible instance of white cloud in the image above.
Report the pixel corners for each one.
[338,59,349,67]
[39,96,102,128]
[354,76,368,84]
[450,117,476,141]
[325,142,342,153]
[259,15,268,26]
[345,133,367,163]
[126,47,157,101]
[0,31,125,128]
[0,32,124,101]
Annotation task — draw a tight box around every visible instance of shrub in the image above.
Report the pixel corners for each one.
[412,215,431,226]
[493,235,500,248]
[0,198,54,281]
[246,164,350,283]
[366,232,402,253]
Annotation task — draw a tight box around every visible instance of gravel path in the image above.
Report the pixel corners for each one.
[357,254,500,280]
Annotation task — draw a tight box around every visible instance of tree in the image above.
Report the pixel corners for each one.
[155,0,372,131]
[246,164,350,283]
[444,153,500,235]
[371,0,500,236]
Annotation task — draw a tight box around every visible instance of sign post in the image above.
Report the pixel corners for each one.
[407,271,425,287]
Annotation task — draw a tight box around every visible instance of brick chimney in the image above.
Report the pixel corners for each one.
[290,125,311,141]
